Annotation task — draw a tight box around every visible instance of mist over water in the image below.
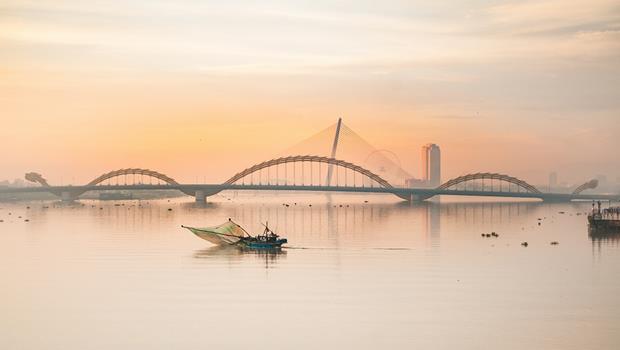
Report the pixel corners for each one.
[1,194,618,349]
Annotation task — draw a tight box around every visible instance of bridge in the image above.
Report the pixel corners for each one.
[5,119,618,203]
[4,155,618,202]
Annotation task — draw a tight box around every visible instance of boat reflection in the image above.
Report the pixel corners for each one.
[193,244,286,268]
[588,226,620,244]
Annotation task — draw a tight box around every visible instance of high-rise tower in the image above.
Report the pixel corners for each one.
[421,143,441,187]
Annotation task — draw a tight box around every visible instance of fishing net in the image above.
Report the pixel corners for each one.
[185,220,249,245]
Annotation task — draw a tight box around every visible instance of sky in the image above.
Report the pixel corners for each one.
[1,0,619,186]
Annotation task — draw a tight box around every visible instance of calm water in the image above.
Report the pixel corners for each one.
[1,194,619,349]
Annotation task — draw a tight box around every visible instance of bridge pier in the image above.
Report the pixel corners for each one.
[61,191,75,202]
[195,190,207,203]
[400,193,431,202]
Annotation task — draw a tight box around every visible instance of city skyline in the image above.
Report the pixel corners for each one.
[1,118,618,188]
[2,0,619,184]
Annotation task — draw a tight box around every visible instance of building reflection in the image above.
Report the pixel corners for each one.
[422,202,440,244]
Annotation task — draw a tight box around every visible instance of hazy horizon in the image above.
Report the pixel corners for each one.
[2,0,619,185]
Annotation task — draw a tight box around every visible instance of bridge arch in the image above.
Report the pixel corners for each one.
[572,179,598,195]
[224,155,394,189]
[86,168,179,186]
[74,168,194,197]
[437,172,542,194]
[25,172,51,187]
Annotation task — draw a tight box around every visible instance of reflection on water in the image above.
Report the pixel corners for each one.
[589,226,620,255]
[1,195,619,350]
[194,245,287,268]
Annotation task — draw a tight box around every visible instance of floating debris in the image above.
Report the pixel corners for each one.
[521,242,529,247]
[491,232,499,237]
[26,206,30,209]
[550,241,559,245]
[485,234,491,238]
[24,219,29,222]
[167,208,173,211]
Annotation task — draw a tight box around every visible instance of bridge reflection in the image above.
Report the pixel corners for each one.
[13,156,617,202]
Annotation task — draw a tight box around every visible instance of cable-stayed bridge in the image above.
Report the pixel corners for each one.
[3,120,618,202]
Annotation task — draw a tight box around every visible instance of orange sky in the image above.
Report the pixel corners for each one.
[1,0,619,186]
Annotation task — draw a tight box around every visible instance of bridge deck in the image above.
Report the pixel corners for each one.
[2,184,619,202]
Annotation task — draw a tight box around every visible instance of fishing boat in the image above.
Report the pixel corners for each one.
[182,219,287,249]
[588,201,620,230]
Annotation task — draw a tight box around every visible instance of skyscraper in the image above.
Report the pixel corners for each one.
[421,143,441,187]
[549,172,557,191]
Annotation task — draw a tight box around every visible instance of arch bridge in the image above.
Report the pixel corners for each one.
[14,157,620,202]
[437,172,542,194]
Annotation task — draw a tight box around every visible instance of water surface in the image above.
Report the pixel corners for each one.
[1,195,618,349]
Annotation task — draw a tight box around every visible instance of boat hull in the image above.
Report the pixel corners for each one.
[238,238,287,249]
[588,217,620,230]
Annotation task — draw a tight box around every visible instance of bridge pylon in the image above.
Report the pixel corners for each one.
[61,191,77,202]
[195,190,207,203]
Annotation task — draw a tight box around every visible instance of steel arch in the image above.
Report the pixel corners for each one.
[572,179,598,195]
[224,155,394,188]
[25,172,51,187]
[437,172,542,194]
[86,168,180,186]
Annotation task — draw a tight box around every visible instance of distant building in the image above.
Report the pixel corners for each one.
[12,178,25,188]
[405,177,426,188]
[421,143,441,187]
[549,172,557,191]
